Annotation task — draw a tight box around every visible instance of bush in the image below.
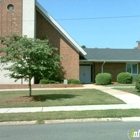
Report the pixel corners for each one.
[40,79,60,84]
[39,79,49,84]
[68,79,81,84]
[95,73,112,85]
[117,72,132,84]
[49,80,56,84]
[135,74,140,91]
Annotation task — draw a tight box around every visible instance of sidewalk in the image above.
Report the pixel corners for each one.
[0,104,140,114]
[0,84,140,114]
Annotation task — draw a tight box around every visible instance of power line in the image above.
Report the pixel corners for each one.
[56,15,140,21]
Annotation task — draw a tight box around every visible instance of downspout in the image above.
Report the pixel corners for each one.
[101,61,105,73]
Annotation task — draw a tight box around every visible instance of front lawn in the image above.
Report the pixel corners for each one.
[115,88,140,96]
[105,82,135,87]
[0,89,124,108]
[0,109,140,123]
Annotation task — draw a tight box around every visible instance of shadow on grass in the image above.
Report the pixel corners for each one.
[32,94,78,102]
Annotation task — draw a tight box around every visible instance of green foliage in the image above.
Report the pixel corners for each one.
[134,46,138,49]
[68,79,81,84]
[0,35,64,96]
[48,80,57,84]
[135,74,140,91]
[95,73,112,85]
[117,72,132,84]
[81,45,86,48]
[39,79,49,84]
[39,79,60,84]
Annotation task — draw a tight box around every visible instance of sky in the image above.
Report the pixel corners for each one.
[37,0,140,49]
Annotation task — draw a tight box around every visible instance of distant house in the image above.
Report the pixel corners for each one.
[0,0,140,84]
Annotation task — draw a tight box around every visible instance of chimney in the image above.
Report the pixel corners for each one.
[137,41,140,49]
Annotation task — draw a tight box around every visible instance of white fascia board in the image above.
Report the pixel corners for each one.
[22,0,36,38]
[80,60,140,62]
[36,1,87,56]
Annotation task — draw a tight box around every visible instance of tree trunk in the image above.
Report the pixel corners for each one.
[29,77,32,97]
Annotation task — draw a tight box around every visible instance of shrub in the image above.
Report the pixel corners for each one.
[39,79,49,84]
[49,80,57,84]
[68,79,81,84]
[95,73,112,85]
[135,74,140,91]
[117,72,132,84]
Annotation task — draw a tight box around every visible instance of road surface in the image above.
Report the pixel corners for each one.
[0,121,140,140]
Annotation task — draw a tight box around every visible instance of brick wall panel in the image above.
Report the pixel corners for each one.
[95,62,126,81]
[0,0,22,37]
[36,10,79,80]
[0,0,22,49]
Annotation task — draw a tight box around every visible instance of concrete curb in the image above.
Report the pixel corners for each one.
[122,117,140,122]
[1,117,140,126]
[0,121,37,126]
[44,118,122,124]
[44,117,140,124]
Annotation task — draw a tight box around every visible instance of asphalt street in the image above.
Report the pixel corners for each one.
[0,121,140,140]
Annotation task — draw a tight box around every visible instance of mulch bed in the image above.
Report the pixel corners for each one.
[0,84,83,89]
[6,96,34,103]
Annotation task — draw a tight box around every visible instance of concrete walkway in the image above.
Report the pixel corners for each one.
[0,104,140,114]
[0,84,140,114]
[83,84,140,104]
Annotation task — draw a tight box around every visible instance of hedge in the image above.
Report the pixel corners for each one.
[117,72,132,84]
[135,74,140,91]
[39,79,49,84]
[95,73,112,85]
[68,79,81,84]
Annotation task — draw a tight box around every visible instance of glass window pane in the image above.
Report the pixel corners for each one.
[127,64,131,73]
[132,64,137,74]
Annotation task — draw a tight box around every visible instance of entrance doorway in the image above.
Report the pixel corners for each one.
[80,65,91,84]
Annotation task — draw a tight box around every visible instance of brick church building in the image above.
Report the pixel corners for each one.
[0,0,140,84]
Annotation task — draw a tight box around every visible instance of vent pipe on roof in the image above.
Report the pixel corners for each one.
[101,61,105,73]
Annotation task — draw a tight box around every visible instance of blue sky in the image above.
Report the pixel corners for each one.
[37,0,140,49]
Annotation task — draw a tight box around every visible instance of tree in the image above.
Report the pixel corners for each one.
[134,46,138,49]
[81,45,86,48]
[0,35,64,97]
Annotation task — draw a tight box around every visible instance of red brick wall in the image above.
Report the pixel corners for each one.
[0,0,22,65]
[60,39,79,79]
[36,10,79,80]
[95,62,126,81]
[0,0,22,37]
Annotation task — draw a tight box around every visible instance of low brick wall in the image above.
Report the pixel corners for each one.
[0,84,83,89]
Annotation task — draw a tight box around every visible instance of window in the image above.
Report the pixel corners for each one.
[7,4,14,11]
[126,63,138,75]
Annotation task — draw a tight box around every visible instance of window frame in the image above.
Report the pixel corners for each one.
[7,4,14,11]
[126,63,138,75]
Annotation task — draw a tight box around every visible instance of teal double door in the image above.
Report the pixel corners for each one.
[80,65,91,84]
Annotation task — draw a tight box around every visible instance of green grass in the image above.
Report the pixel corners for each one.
[105,82,135,87]
[0,89,124,108]
[0,109,140,122]
[115,88,140,96]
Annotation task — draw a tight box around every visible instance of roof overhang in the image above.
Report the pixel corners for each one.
[36,1,87,56]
